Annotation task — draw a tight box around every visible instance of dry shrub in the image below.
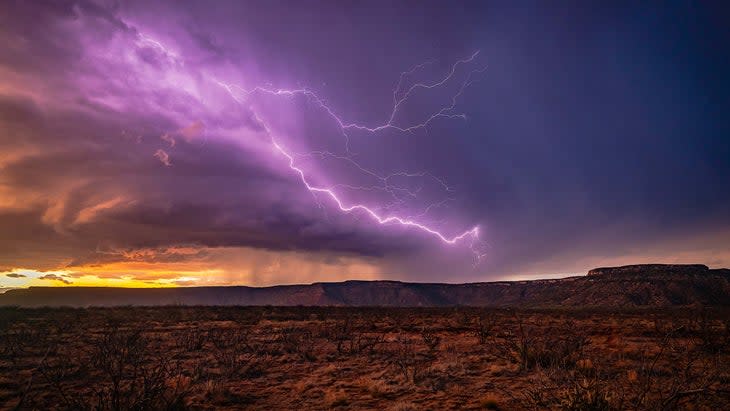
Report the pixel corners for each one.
[328,319,385,356]
[37,323,192,410]
[420,327,441,352]
[386,333,449,391]
[174,328,208,352]
[490,316,589,371]
[276,326,317,361]
[473,314,497,345]
[3,306,728,410]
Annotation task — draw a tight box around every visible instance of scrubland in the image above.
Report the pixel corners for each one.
[0,306,728,410]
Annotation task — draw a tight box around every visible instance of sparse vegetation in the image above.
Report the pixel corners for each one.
[0,306,728,409]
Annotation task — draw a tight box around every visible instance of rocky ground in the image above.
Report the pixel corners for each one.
[1,305,729,410]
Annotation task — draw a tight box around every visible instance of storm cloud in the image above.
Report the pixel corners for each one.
[0,1,728,285]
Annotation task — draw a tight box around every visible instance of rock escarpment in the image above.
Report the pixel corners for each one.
[2,264,728,307]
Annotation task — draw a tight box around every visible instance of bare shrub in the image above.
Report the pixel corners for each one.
[473,314,496,345]
[212,347,258,378]
[686,308,729,354]
[507,325,729,410]
[0,323,46,365]
[501,366,613,410]
[209,326,251,351]
[387,334,439,389]
[37,322,192,410]
[328,319,385,356]
[174,328,208,352]
[491,316,588,371]
[420,327,441,353]
[207,325,267,378]
[628,328,726,410]
[276,326,317,361]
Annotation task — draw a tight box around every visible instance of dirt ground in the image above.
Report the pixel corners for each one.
[0,306,728,410]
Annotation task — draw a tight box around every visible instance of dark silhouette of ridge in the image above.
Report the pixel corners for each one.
[1,264,728,307]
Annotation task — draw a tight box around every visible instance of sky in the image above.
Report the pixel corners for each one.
[1,0,729,289]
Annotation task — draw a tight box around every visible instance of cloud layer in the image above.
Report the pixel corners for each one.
[1,1,728,287]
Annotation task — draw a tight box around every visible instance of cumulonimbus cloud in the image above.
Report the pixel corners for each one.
[0,0,478,274]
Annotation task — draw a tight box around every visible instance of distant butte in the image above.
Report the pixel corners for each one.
[587,264,712,276]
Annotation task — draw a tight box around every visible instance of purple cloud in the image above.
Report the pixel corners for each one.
[1,0,728,284]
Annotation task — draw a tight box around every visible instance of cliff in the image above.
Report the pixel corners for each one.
[2,264,728,307]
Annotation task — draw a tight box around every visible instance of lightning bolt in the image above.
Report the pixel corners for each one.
[136,33,487,261]
[272,138,481,245]
[216,51,486,153]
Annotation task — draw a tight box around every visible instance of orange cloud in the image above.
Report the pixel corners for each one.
[1,245,384,288]
[74,197,128,225]
[158,120,204,148]
[154,149,171,166]
[178,120,204,141]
